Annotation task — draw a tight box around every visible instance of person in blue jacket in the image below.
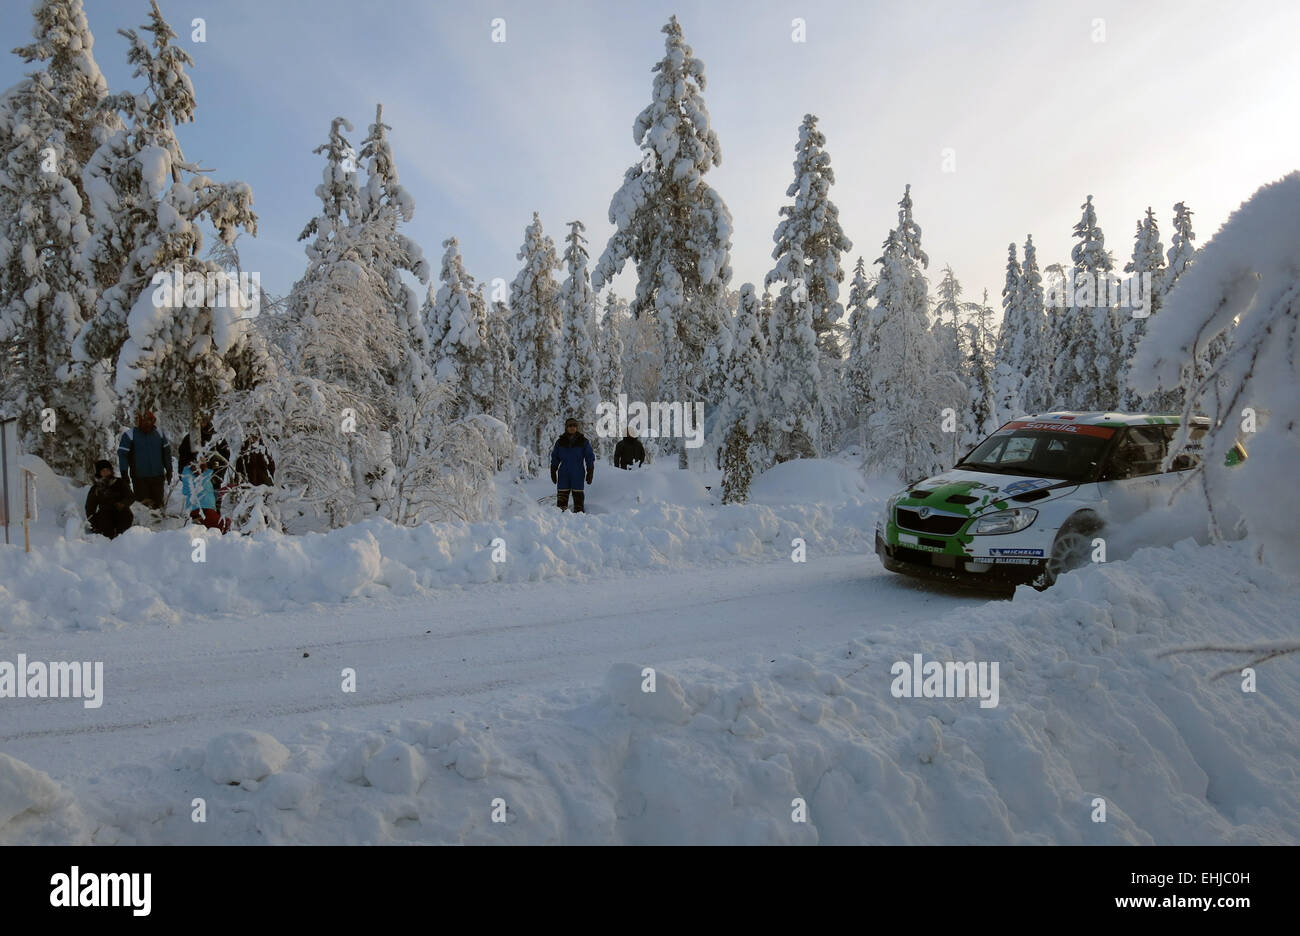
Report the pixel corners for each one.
[181,455,230,533]
[117,410,172,510]
[550,417,595,512]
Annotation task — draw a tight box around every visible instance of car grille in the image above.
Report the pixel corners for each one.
[896,508,968,535]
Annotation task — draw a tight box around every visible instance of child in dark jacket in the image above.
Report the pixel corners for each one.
[550,418,595,512]
[85,460,134,539]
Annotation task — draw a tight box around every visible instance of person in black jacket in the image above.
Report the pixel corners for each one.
[234,435,275,487]
[613,428,646,469]
[85,460,134,539]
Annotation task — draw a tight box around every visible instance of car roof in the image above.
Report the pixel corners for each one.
[1006,411,1211,428]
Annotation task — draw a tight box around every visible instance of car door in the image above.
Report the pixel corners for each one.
[1097,425,1171,517]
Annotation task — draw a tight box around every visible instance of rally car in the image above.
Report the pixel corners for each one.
[874,412,1246,592]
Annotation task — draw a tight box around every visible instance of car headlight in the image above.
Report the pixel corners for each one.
[970,507,1038,535]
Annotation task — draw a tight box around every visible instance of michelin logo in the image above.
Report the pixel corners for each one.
[988,548,1045,557]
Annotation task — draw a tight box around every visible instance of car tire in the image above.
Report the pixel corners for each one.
[1032,513,1104,590]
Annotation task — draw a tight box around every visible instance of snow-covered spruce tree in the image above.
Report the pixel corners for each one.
[993,242,1026,419]
[1052,195,1118,410]
[508,212,562,460]
[620,294,662,443]
[863,189,949,482]
[1018,235,1047,413]
[1119,207,1166,411]
[931,265,968,423]
[766,114,852,448]
[597,291,627,424]
[283,116,417,522]
[765,256,822,460]
[486,299,517,429]
[720,284,769,503]
[558,220,601,446]
[591,15,733,468]
[1132,172,1300,576]
[1165,201,1197,290]
[962,289,998,448]
[354,103,433,397]
[428,237,492,419]
[842,256,873,443]
[0,0,117,479]
[74,1,258,432]
[994,238,1050,419]
[1154,200,1224,405]
[1041,260,1068,398]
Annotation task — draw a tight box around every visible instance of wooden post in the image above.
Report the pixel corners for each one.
[23,467,35,553]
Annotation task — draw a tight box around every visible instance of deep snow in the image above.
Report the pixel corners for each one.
[0,457,1297,844]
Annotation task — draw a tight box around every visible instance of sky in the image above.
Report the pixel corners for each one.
[3,0,1298,316]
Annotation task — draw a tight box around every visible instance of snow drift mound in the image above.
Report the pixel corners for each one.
[1,459,881,632]
[9,539,1296,844]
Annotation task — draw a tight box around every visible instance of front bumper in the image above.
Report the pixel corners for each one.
[875,532,1044,589]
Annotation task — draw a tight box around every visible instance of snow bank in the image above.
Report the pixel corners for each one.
[5,539,1296,845]
[1,458,880,632]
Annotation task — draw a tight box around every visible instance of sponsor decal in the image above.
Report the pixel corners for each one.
[999,478,1056,497]
[988,547,1045,556]
[986,557,1040,565]
[1004,420,1117,439]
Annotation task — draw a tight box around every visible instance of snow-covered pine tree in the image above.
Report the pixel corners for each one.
[842,257,874,444]
[1019,235,1047,413]
[720,284,768,503]
[765,251,823,460]
[1053,195,1117,410]
[430,237,492,419]
[557,220,601,449]
[863,189,948,482]
[931,264,967,386]
[508,212,562,459]
[74,0,258,431]
[486,299,517,429]
[596,292,627,458]
[930,266,968,462]
[0,0,117,479]
[1119,207,1166,410]
[993,242,1026,419]
[1041,260,1068,399]
[1165,201,1196,289]
[766,114,852,447]
[591,16,733,468]
[354,103,433,398]
[962,288,998,448]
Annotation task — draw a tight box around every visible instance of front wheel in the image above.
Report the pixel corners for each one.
[1031,514,1104,590]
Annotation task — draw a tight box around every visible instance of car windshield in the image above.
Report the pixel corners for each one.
[958,422,1118,482]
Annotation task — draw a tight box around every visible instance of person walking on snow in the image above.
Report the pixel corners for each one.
[182,455,230,533]
[117,410,172,510]
[614,427,646,469]
[550,417,595,512]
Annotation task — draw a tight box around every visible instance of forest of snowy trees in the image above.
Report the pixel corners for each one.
[0,1,1275,531]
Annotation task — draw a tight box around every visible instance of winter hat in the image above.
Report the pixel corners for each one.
[94,459,113,475]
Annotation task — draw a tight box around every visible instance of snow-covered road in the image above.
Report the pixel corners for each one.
[3,552,986,784]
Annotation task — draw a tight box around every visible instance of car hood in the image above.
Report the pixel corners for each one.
[900,469,1078,514]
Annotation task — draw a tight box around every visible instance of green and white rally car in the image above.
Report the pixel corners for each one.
[874,412,1246,591]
